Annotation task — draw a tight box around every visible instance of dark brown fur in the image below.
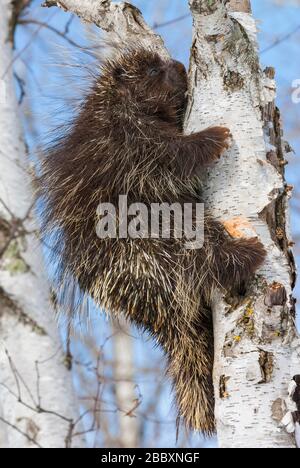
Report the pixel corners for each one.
[37,48,266,435]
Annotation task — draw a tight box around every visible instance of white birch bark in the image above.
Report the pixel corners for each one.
[186,0,300,448]
[43,0,300,448]
[0,0,83,448]
[42,0,166,51]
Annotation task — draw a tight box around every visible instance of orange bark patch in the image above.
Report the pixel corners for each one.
[222,217,258,239]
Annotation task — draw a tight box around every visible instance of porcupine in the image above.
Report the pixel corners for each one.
[37,48,266,434]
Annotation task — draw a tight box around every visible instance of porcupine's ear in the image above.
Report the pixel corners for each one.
[113,66,125,81]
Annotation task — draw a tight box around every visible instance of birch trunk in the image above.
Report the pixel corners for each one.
[0,0,82,448]
[186,0,299,448]
[43,0,300,448]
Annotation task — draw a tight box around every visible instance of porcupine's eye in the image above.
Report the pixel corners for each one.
[148,67,161,77]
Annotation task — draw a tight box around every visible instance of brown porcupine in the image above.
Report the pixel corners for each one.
[37,48,266,435]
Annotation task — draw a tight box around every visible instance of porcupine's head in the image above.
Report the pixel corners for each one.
[103,48,188,126]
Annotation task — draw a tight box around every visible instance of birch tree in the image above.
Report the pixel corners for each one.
[42,0,300,448]
[186,0,299,448]
[0,0,83,448]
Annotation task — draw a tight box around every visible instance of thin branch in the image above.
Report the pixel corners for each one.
[35,361,42,409]
[18,19,99,57]
[1,11,58,79]
[153,14,190,30]
[261,24,300,54]
[6,349,37,407]
[2,351,74,423]
[63,13,75,34]
[13,72,26,105]
[0,202,35,259]
[0,416,43,448]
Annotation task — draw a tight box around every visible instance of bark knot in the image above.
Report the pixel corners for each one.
[258,349,274,383]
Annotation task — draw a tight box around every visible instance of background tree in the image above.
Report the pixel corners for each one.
[0,0,83,448]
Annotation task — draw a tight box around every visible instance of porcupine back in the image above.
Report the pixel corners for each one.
[37,47,266,435]
[38,48,206,321]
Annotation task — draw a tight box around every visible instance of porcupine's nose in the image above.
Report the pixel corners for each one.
[171,60,187,77]
[166,59,187,87]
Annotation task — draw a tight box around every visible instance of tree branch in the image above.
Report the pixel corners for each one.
[42,0,166,52]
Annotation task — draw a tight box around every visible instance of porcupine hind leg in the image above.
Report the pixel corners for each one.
[202,216,267,291]
[214,237,267,290]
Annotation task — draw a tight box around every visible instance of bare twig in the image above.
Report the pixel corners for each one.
[0,201,34,259]
[19,19,100,57]
[262,24,300,54]
[13,72,26,104]
[0,416,43,448]
[153,14,190,30]
[1,11,58,79]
